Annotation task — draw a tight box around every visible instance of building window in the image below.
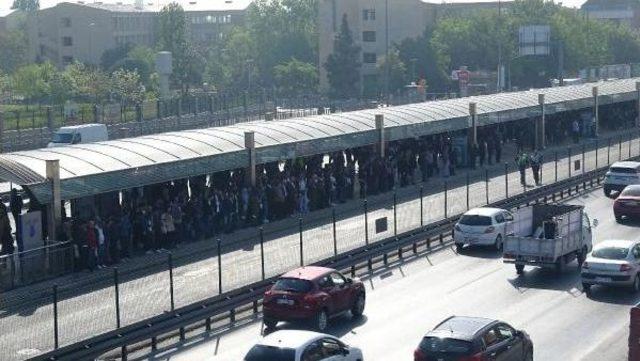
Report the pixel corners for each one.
[363,9,376,21]
[363,31,376,42]
[363,52,377,63]
[62,37,73,46]
[62,56,74,65]
[61,18,72,27]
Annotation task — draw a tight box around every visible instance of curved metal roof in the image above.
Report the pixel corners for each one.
[1,78,637,203]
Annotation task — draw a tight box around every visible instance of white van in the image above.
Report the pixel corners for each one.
[47,124,109,147]
[603,161,640,197]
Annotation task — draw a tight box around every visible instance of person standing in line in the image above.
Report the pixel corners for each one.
[530,149,543,186]
[572,119,580,144]
[86,220,98,271]
[516,152,530,186]
[9,189,22,232]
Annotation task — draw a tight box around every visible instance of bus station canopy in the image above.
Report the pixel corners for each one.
[0,78,637,203]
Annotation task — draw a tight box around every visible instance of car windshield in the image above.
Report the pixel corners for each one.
[244,345,296,361]
[621,187,640,197]
[610,167,638,174]
[52,133,73,143]
[592,246,629,260]
[419,337,472,355]
[273,278,313,293]
[459,215,492,226]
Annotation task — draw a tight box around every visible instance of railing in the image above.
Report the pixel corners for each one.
[0,242,74,290]
[31,164,612,361]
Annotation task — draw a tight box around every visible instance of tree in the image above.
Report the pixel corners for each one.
[66,63,111,103]
[0,30,28,74]
[158,2,202,92]
[101,44,133,70]
[396,28,447,92]
[324,15,361,99]
[273,58,318,96]
[377,51,407,96]
[11,0,39,11]
[111,69,144,106]
[10,62,56,102]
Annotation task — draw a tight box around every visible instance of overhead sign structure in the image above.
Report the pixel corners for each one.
[519,25,551,56]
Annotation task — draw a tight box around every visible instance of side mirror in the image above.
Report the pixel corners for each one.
[515,330,523,338]
[341,347,350,356]
[346,278,353,284]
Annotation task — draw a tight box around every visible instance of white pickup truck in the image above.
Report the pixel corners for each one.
[503,204,594,275]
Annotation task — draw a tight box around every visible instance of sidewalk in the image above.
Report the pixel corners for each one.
[0,127,637,361]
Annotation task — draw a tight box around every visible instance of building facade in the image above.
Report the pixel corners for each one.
[582,0,640,28]
[25,0,250,68]
[318,0,508,95]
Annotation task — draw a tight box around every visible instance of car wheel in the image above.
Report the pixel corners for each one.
[582,283,591,294]
[516,264,525,275]
[631,275,640,294]
[494,234,503,251]
[555,256,566,274]
[577,247,587,269]
[604,188,611,198]
[314,309,329,332]
[351,293,365,318]
[455,243,464,253]
[263,318,277,330]
[615,214,624,223]
[524,351,533,361]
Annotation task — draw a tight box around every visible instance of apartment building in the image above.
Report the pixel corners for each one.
[24,0,251,68]
[582,0,640,28]
[318,0,508,94]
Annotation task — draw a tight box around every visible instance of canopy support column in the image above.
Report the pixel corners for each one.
[376,114,385,158]
[537,94,546,150]
[245,131,256,187]
[469,102,477,146]
[636,81,640,128]
[46,160,61,241]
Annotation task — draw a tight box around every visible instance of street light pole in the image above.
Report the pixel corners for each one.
[384,0,390,106]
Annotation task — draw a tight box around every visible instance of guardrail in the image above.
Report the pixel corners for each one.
[31,161,614,361]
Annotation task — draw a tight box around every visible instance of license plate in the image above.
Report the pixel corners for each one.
[277,299,294,306]
[595,277,611,283]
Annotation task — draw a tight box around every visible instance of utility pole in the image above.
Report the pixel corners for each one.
[497,0,503,92]
[385,0,390,106]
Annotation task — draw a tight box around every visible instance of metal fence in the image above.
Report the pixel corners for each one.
[1,129,639,361]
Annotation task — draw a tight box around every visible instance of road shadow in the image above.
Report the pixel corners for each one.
[506,265,582,293]
[585,286,640,305]
[264,314,369,339]
[614,218,640,228]
[456,245,502,260]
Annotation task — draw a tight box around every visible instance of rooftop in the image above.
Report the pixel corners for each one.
[259,330,326,349]
[433,316,496,338]
[281,266,335,281]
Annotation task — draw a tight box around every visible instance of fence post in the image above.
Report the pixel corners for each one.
[466,172,470,210]
[555,151,558,182]
[217,238,222,295]
[259,227,265,280]
[608,137,611,165]
[568,147,572,178]
[582,144,585,174]
[619,134,623,161]
[168,252,175,311]
[485,169,489,204]
[595,139,599,169]
[364,200,369,245]
[332,207,337,256]
[393,190,397,236]
[114,268,121,328]
[157,100,161,119]
[299,217,304,267]
[53,285,59,349]
[420,186,424,227]
[504,163,509,199]
[629,132,633,159]
[444,181,448,218]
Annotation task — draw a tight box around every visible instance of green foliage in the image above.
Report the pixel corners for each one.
[101,44,133,70]
[10,62,55,102]
[112,69,144,106]
[396,28,447,91]
[324,15,361,99]
[273,58,318,96]
[65,63,111,102]
[377,51,408,95]
[0,30,27,74]
[11,0,39,11]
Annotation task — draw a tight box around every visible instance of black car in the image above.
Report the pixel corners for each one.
[413,316,533,361]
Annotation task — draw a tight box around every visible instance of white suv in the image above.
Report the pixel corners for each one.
[604,161,640,197]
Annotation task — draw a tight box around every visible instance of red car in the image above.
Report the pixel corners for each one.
[262,266,366,332]
[614,185,640,222]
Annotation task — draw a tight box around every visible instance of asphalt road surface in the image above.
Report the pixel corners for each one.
[157,187,635,361]
[1,133,637,360]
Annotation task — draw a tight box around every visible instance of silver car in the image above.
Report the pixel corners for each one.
[581,239,640,293]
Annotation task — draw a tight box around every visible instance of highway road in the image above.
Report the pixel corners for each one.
[158,187,635,361]
[1,133,637,360]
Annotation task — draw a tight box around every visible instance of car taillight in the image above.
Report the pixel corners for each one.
[459,353,484,361]
[620,264,632,272]
[413,348,427,361]
[484,226,495,234]
[582,261,589,269]
[302,294,317,309]
[503,253,515,259]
